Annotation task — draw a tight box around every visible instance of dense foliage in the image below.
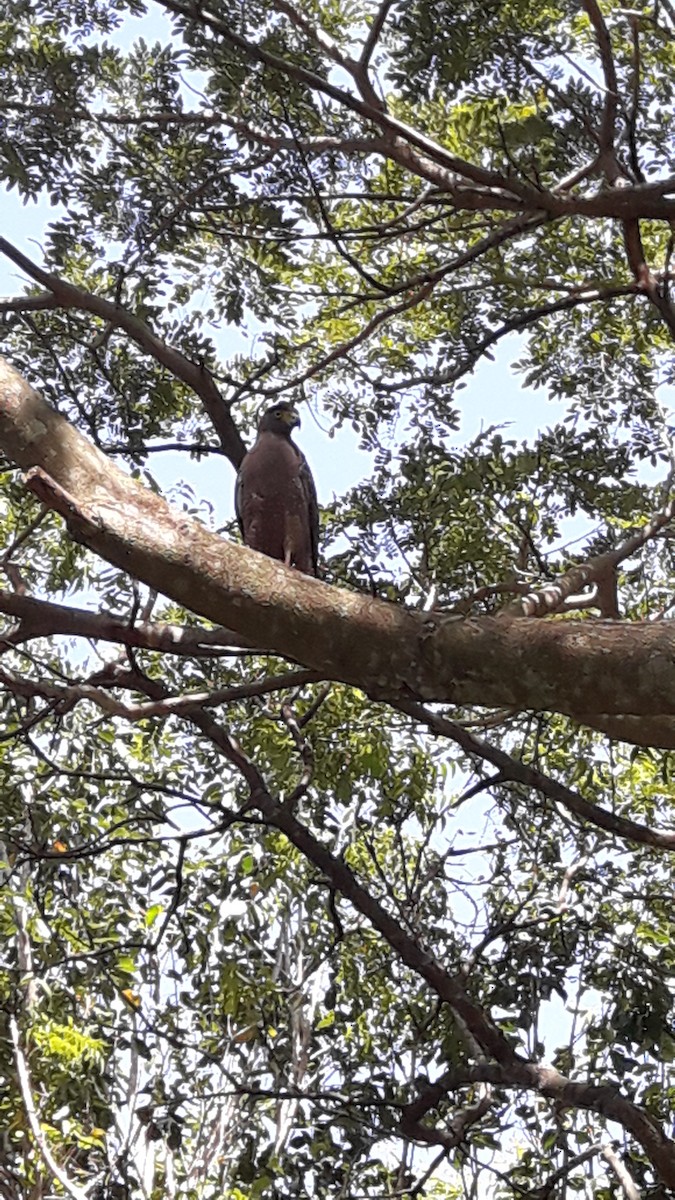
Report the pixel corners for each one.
[1,0,675,1196]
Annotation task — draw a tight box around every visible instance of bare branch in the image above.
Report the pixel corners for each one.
[104,440,222,456]
[10,1016,90,1200]
[505,491,675,619]
[0,662,319,720]
[601,1143,641,1200]
[582,0,620,180]
[394,699,675,851]
[0,590,256,655]
[360,0,396,67]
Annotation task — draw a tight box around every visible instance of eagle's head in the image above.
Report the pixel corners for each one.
[258,403,300,436]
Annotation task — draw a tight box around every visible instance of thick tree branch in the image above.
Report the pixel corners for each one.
[622,217,675,336]
[5,358,675,735]
[581,0,675,338]
[0,589,255,654]
[572,712,675,747]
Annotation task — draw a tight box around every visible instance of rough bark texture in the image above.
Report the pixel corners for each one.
[2,356,675,726]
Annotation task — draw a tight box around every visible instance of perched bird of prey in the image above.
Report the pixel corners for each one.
[235,402,319,576]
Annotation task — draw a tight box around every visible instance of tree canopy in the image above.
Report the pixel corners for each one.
[1,0,675,1196]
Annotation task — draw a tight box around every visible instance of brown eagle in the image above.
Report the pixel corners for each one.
[235,403,319,576]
